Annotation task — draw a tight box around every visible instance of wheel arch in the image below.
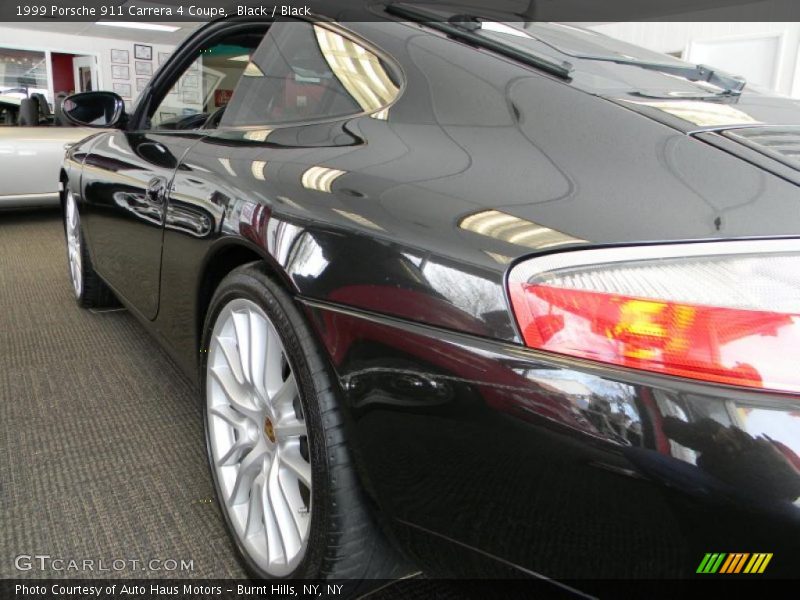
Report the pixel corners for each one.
[195,238,296,358]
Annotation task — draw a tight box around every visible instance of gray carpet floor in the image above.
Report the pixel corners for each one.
[0,208,247,579]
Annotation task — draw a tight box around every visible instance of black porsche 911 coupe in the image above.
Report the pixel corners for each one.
[60,1,799,587]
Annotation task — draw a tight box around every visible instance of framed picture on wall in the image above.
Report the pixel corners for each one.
[134,44,152,61]
[182,74,198,89]
[112,82,131,98]
[111,65,129,80]
[135,61,153,76]
[136,78,150,92]
[158,52,170,66]
[111,49,129,64]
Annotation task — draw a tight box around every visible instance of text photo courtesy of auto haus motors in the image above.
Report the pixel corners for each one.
[1,0,799,598]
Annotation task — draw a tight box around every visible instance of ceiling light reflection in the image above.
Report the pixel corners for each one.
[314,25,399,117]
[251,160,267,180]
[301,166,346,193]
[460,210,584,249]
[333,209,384,230]
[625,99,761,127]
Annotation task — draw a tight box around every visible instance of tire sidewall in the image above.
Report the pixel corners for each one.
[200,266,329,580]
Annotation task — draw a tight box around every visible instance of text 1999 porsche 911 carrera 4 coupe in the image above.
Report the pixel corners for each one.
[59,1,799,588]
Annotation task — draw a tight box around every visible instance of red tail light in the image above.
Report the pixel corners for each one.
[507,240,800,394]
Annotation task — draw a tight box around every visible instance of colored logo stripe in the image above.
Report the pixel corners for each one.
[697,552,773,574]
[720,553,749,573]
[744,553,773,574]
[697,553,726,573]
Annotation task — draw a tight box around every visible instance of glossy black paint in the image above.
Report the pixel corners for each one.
[301,300,800,578]
[80,131,202,318]
[62,12,800,582]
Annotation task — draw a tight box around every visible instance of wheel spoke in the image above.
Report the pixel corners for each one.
[264,328,283,396]
[248,309,268,399]
[270,373,297,413]
[260,463,282,563]
[216,335,245,385]
[216,434,255,467]
[278,462,308,540]
[266,453,301,561]
[229,446,265,505]
[274,415,305,440]
[232,310,252,385]
[210,366,259,418]
[244,473,266,538]
[279,441,311,488]
[209,405,248,431]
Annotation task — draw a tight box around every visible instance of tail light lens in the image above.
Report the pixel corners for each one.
[507,240,800,393]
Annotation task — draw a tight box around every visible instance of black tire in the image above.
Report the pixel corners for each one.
[201,262,412,584]
[62,186,117,309]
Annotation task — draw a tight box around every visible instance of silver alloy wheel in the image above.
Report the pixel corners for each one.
[65,190,82,298]
[207,298,312,577]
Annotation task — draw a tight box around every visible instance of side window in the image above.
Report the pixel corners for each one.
[147,26,269,131]
[0,47,50,127]
[220,21,400,127]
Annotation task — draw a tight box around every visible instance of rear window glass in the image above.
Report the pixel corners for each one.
[221,22,401,127]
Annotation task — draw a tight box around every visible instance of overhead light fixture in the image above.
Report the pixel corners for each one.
[96,22,181,33]
[228,54,251,62]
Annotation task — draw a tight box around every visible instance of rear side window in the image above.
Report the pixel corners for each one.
[220,21,400,127]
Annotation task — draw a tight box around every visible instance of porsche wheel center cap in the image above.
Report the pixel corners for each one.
[264,417,276,444]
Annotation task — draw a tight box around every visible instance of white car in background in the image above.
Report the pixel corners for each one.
[0,94,96,208]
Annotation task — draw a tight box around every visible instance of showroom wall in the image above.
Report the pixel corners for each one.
[590,20,800,97]
[0,24,175,106]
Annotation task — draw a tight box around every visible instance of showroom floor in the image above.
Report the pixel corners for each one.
[0,209,463,598]
[0,208,248,579]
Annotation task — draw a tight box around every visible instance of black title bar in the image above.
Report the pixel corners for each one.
[4,0,800,22]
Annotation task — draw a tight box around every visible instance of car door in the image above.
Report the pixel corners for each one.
[80,130,198,318]
[155,20,403,366]
[80,22,270,320]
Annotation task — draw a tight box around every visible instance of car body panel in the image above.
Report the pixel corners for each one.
[148,33,800,360]
[607,91,800,133]
[78,130,206,319]
[0,121,96,207]
[301,298,800,578]
[61,14,800,583]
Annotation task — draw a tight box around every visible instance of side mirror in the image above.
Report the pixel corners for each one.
[62,91,126,128]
